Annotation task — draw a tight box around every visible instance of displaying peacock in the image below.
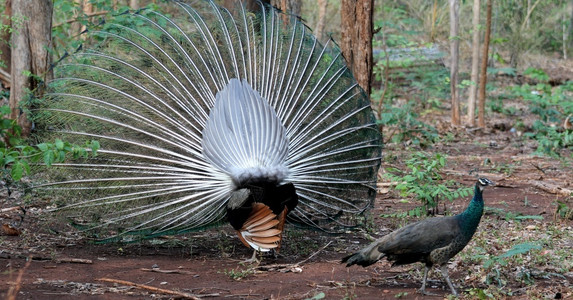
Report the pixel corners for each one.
[32,0,382,255]
[342,178,495,296]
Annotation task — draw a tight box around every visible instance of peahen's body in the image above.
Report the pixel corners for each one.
[342,178,494,296]
[33,0,382,254]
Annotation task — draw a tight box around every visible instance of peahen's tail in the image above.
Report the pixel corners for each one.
[32,0,382,241]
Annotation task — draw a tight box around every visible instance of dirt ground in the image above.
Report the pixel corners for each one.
[1,128,571,300]
[1,106,573,299]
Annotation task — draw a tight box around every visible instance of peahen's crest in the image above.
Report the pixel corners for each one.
[33,0,382,243]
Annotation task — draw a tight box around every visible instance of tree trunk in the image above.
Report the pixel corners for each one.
[130,0,140,10]
[467,0,480,127]
[570,0,573,52]
[9,0,53,137]
[449,0,460,126]
[272,0,301,16]
[315,0,328,42]
[430,0,438,42]
[340,0,374,97]
[478,0,492,128]
[563,0,568,60]
[0,0,11,81]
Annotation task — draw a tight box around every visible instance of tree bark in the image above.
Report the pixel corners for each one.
[563,0,568,60]
[272,0,301,16]
[340,0,374,97]
[449,0,460,126]
[467,0,480,127]
[0,0,11,79]
[130,0,140,10]
[478,0,492,128]
[315,0,328,42]
[9,0,53,137]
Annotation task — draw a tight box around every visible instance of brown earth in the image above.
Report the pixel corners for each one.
[1,116,572,299]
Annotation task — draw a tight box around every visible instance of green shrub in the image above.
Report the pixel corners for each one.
[384,152,472,217]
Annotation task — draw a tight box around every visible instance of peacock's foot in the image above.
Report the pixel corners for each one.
[417,288,438,296]
[239,250,260,265]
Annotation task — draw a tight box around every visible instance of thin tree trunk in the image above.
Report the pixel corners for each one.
[0,0,11,78]
[478,0,492,128]
[81,1,94,36]
[9,0,53,137]
[430,0,438,42]
[340,0,374,97]
[281,0,301,16]
[271,0,301,23]
[449,0,460,126]
[570,0,573,51]
[71,0,83,36]
[130,0,140,10]
[315,0,328,42]
[467,0,480,127]
[564,0,568,59]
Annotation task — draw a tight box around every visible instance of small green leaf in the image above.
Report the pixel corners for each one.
[55,139,64,150]
[11,161,24,181]
[43,150,55,167]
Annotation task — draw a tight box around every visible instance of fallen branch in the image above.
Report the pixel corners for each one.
[256,241,333,272]
[56,258,93,264]
[0,68,10,88]
[295,241,332,266]
[530,181,572,197]
[376,182,398,187]
[140,268,196,275]
[0,206,21,213]
[52,11,109,28]
[97,278,201,300]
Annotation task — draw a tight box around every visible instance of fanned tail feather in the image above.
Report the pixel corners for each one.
[32,0,382,241]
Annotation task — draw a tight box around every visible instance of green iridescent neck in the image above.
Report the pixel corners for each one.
[457,183,485,237]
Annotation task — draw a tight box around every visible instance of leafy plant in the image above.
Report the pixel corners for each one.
[524,120,573,156]
[507,78,573,156]
[483,243,541,269]
[384,152,472,216]
[220,267,254,280]
[378,102,438,147]
[0,105,99,187]
[555,201,573,220]
[484,207,544,221]
[523,67,550,83]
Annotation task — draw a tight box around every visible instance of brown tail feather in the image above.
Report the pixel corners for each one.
[237,203,287,251]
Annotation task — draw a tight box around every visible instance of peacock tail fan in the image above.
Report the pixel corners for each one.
[31,0,382,242]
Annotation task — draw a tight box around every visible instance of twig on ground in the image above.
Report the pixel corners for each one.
[530,181,572,197]
[141,268,196,275]
[97,277,202,300]
[56,258,93,264]
[295,241,333,266]
[0,206,21,213]
[6,257,32,300]
[256,241,333,272]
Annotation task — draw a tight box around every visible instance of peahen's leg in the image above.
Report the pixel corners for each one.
[418,265,437,296]
[439,264,458,297]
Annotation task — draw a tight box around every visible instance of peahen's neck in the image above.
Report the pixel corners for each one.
[456,183,485,239]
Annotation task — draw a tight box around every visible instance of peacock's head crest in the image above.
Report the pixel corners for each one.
[477,178,495,192]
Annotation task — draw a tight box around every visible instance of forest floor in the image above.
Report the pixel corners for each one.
[1,73,573,299]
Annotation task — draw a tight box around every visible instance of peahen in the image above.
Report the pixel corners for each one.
[342,178,494,296]
[33,0,382,255]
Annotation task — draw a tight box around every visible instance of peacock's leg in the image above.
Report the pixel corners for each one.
[240,250,259,265]
[439,264,458,297]
[418,265,438,296]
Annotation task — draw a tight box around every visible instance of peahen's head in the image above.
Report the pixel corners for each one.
[477,178,495,192]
